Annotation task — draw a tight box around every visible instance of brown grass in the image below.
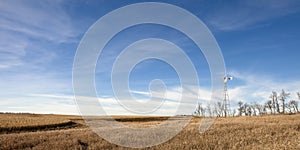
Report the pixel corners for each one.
[0,113,299,149]
[0,113,81,128]
[0,113,83,133]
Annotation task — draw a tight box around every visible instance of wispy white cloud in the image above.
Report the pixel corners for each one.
[14,87,198,115]
[206,0,300,31]
[0,30,28,68]
[0,0,78,42]
[130,70,300,110]
[0,0,81,70]
[2,104,78,115]
[0,0,83,113]
[228,70,300,105]
[130,90,151,96]
[3,70,299,115]
[0,71,72,101]
[28,94,74,100]
[0,95,78,115]
[97,38,191,74]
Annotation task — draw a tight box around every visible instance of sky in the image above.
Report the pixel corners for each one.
[1,0,300,115]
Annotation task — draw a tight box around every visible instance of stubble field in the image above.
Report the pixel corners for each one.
[0,113,299,149]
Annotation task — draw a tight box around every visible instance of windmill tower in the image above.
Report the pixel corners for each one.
[223,75,233,117]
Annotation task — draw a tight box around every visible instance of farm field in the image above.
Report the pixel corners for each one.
[0,113,299,149]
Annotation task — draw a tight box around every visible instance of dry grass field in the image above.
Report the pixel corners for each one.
[0,113,299,149]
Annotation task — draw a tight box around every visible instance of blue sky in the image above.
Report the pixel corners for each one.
[1,0,300,115]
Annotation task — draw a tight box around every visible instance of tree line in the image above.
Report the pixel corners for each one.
[194,90,300,117]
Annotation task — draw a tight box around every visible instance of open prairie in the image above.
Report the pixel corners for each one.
[0,113,299,149]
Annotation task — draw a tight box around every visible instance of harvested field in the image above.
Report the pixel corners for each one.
[0,113,82,133]
[0,113,81,128]
[0,113,299,149]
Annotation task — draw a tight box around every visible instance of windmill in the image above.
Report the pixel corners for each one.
[223,75,233,117]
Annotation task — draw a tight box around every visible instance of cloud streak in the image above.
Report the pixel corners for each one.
[0,0,78,42]
[228,70,300,105]
[0,0,81,70]
[206,0,300,31]
[2,69,299,115]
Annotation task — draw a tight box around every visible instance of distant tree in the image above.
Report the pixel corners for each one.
[237,101,244,116]
[262,106,267,115]
[270,91,279,114]
[200,105,206,116]
[194,103,205,116]
[286,102,293,114]
[241,103,251,116]
[265,100,273,114]
[250,103,257,116]
[279,90,290,114]
[269,94,274,114]
[289,100,299,113]
[297,92,300,113]
[213,103,219,117]
[253,102,264,115]
[232,109,237,117]
[206,104,213,117]
[196,91,300,117]
[215,102,223,117]
[246,104,252,116]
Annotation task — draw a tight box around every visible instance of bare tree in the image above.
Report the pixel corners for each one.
[270,91,279,114]
[206,104,213,117]
[201,105,206,116]
[253,102,264,115]
[250,103,257,116]
[297,92,300,113]
[241,103,252,116]
[200,90,300,117]
[262,106,267,115]
[237,101,244,116]
[286,103,293,114]
[246,104,252,116]
[194,103,205,116]
[289,100,299,113]
[232,109,236,117]
[194,103,200,116]
[215,102,224,117]
[213,103,219,117]
[279,90,290,114]
[265,100,272,114]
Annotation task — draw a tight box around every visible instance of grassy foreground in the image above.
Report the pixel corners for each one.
[0,113,299,149]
